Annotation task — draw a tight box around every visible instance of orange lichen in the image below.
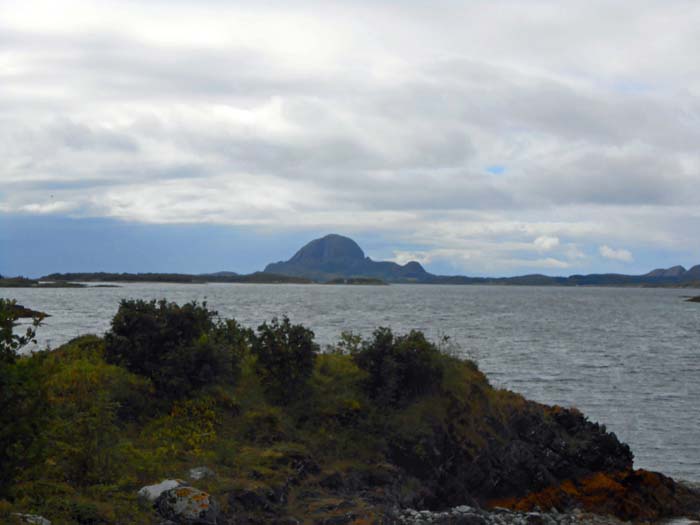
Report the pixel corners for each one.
[488,469,681,521]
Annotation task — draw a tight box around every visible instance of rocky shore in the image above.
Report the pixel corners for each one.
[2,299,699,524]
[393,504,631,525]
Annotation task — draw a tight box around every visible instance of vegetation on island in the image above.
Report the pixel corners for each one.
[0,298,698,524]
[40,272,313,285]
[324,278,387,285]
[0,277,86,288]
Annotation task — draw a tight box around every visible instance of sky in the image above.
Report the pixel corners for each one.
[2,0,700,277]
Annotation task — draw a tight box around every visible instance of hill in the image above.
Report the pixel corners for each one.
[26,236,700,287]
[264,234,429,282]
[263,235,700,287]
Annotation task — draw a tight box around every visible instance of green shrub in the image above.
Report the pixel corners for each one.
[145,396,220,458]
[104,299,241,398]
[42,358,148,486]
[0,299,47,494]
[252,317,318,404]
[353,328,444,408]
[0,298,45,364]
[0,359,47,495]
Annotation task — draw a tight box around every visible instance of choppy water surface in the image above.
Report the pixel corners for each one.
[7,283,700,482]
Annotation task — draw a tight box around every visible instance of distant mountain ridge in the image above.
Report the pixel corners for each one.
[31,235,700,287]
[263,234,700,287]
[643,265,700,280]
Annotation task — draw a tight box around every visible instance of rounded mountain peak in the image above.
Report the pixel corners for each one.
[289,234,366,264]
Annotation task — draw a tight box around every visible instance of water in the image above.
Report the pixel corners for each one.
[5,283,700,482]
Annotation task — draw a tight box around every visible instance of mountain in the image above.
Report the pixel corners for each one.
[35,235,699,287]
[684,264,700,280]
[264,234,429,282]
[263,234,700,287]
[644,266,687,278]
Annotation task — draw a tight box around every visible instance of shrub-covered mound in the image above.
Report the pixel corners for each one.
[0,299,698,524]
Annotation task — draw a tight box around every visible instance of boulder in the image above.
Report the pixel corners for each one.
[13,514,51,525]
[155,486,219,524]
[138,479,186,502]
[188,466,216,481]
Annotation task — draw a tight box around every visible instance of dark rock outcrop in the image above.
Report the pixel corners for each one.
[8,304,49,318]
[384,404,633,510]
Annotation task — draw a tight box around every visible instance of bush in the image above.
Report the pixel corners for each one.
[0,359,47,495]
[0,299,47,495]
[104,299,241,398]
[0,298,45,364]
[353,328,444,407]
[252,317,318,404]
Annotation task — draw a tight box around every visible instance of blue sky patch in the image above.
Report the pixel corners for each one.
[486,165,506,175]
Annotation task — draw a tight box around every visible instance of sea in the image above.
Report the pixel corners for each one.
[6,283,700,483]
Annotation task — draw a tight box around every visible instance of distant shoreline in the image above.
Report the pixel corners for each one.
[3,273,700,289]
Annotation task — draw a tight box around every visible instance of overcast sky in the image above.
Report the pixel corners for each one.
[2,0,700,276]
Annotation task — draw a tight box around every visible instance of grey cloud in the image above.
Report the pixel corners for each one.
[1,0,700,273]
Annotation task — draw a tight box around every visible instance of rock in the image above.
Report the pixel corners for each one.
[313,514,357,525]
[13,514,52,525]
[229,488,273,512]
[155,486,219,524]
[271,518,301,525]
[138,479,186,501]
[9,304,49,318]
[189,466,216,481]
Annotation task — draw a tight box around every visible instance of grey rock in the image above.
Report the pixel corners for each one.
[155,486,219,524]
[189,466,216,481]
[139,479,187,502]
[13,514,52,525]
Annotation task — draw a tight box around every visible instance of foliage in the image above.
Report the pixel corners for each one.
[0,358,47,495]
[40,356,153,486]
[327,330,363,355]
[0,298,45,364]
[1,298,638,524]
[145,396,220,458]
[353,327,444,407]
[252,316,318,404]
[104,299,241,398]
[0,299,48,495]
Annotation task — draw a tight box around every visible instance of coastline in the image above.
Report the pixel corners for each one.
[1,298,699,524]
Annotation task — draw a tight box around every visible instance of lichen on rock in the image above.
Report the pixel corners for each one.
[154,486,219,525]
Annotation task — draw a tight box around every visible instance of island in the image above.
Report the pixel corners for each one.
[6,303,50,318]
[5,233,700,288]
[0,298,698,524]
[38,271,312,285]
[0,277,86,288]
[324,277,388,285]
[264,234,700,287]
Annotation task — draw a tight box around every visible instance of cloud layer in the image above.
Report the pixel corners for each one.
[2,0,700,274]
